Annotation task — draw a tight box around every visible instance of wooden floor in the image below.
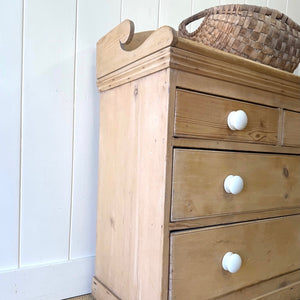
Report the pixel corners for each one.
[65,294,93,300]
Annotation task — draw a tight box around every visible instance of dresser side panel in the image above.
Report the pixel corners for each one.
[94,69,170,300]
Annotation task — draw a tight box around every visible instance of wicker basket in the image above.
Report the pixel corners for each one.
[178,4,300,73]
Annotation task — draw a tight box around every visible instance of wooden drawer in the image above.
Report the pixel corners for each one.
[170,215,300,300]
[172,149,300,221]
[174,89,279,145]
[283,110,300,147]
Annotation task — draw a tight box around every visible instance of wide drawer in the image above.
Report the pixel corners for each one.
[283,110,300,147]
[174,89,279,145]
[172,149,300,221]
[170,215,300,300]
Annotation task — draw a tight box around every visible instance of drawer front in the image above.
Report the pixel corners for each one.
[170,215,300,300]
[283,110,300,147]
[172,149,300,221]
[253,282,300,300]
[174,90,279,145]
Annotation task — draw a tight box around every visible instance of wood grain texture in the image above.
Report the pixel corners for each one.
[252,281,300,300]
[95,70,170,299]
[172,149,300,220]
[169,209,300,230]
[283,110,300,147]
[96,20,176,79]
[175,69,300,112]
[95,19,300,300]
[0,0,22,270]
[66,295,93,300]
[97,23,300,100]
[170,215,300,299]
[173,39,300,92]
[172,137,300,154]
[215,269,300,299]
[92,277,119,300]
[97,47,172,91]
[174,90,279,145]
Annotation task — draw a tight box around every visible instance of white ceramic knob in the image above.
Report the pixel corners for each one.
[227,110,248,130]
[222,252,242,273]
[224,175,244,194]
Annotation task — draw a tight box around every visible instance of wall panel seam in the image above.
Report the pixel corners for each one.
[157,0,161,29]
[120,0,123,23]
[68,0,79,260]
[18,0,25,269]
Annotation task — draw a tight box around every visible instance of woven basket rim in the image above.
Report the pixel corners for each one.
[178,4,300,73]
[179,4,300,38]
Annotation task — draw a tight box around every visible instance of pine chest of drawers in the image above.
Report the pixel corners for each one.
[92,20,300,300]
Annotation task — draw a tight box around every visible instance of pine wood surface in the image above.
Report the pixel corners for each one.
[172,149,300,221]
[96,19,176,79]
[95,20,300,300]
[92,278,119,300]
[171,137,300,155]
[174,69,300,112]
[283,110,300,147]
[214,270,300,300]
[171,46,300,101]
[174,89,279,145]
[170,215,300,300]
[66,295,93,300]
[93,70,170,300]
[96,21,300,101]
[252,281,300,300]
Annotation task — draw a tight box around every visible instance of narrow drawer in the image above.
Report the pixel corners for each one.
[283,110,300,147]
[174,89,279,145]
[170,215,300,300]
[172,149,300,221]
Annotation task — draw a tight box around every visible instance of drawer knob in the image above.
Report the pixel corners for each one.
[222,252,242,273]
[227,110,248,130]
[224,175,244,194]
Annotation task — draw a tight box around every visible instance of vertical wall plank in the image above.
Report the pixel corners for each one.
[121,0,159,31]
[220,0,245,4]
[70,0,121,259]
[287,0,300,26]
[0,0,22,270]
[267,0,287,12]
[245,0,267,5]
[20,0,76,266]
[286,0,300,76]
[159,0,192,29]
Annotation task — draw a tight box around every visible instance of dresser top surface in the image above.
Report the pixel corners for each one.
[96,19,300,88]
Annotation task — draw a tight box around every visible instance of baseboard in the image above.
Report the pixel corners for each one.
[0,256,95,300]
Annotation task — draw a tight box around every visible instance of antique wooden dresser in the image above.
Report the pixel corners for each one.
[92,20,300,300]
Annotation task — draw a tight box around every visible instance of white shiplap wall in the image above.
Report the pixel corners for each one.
[0,0,299,299]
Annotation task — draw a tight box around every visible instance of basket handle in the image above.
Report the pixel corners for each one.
[178,8,212,38]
